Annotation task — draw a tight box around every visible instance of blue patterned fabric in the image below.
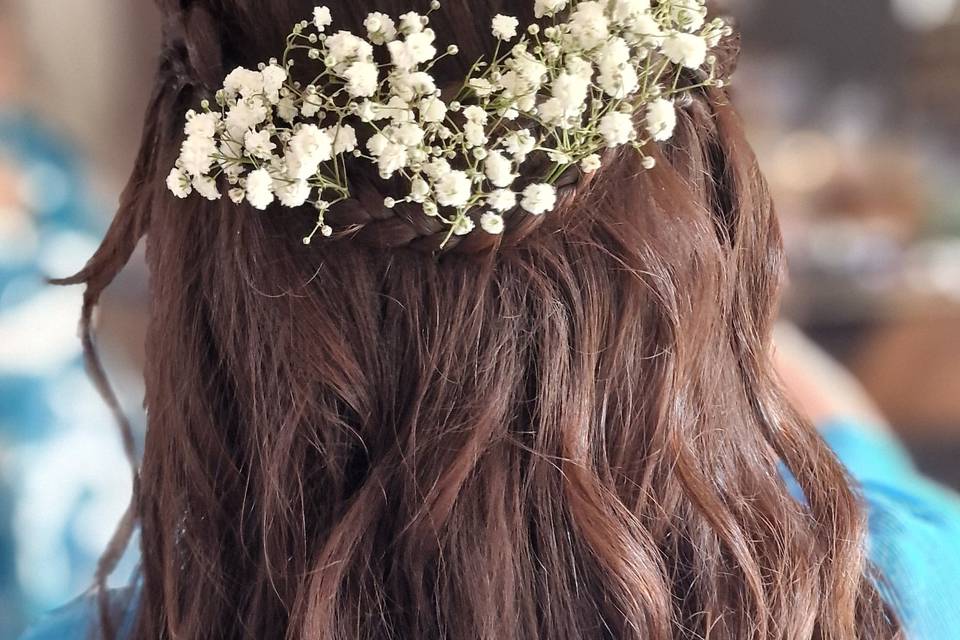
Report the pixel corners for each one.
[0,108,134,638]
[20,420,960,639]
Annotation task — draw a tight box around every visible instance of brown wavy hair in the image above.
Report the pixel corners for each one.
[62,0,901,638]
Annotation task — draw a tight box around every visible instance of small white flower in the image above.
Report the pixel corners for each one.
[313,6,333,31]
[600,38,631,66]
[399,11,424,34]
[409,176,431,202]
[534,0,568,18]
[357,99,387,122]
[166,167,192,198]
[327,124,357,154]
[435,170,472,208]
[386,39,415,72]
[245,168,275,210]
[384,96,415,123]
[287,124,334,179]
[419,95,447,122]
[452,215,476,236]
[184,110,220,139]
[486,189,517,212]
[276,96,298,122]
[391,71,436,102]
[491,14,520,41]
[479,212,505,235]
[568,1,609,50]
[407,29,438,64]
[463,121,487,148]
[484,150,516,188]
[580,154,602,173]
[343,60,379,97]
[366,131,390,156]
[223,67,264,99]
[502,129,536,162]
[393,122,426,148]
[610,0,651,21]
[275,179,312,207]
[300,94,323,118]
[388,30,436,70]
[551,72,590,118]
[599,63,639,99]
[645,98,677,141]
[405,29,437,64]
[598,111,635,147]
[423,157,451,181]
[626,14,664,45]
[565,55,594,82]
[520,183,557,215]
[661,33,708,69]
[224,99,268,137]
[537,97,565,126]
[671,1,707,32]
[364,12,397,44]
[178,135,217,176]
[326,31,373,64]
[498,76,541,111]
[462,105,488,125]
[510,52,548,88]
[243,129,276,159]
[261,64,288,102]
[376,142,409,176]
[228,187,245,204]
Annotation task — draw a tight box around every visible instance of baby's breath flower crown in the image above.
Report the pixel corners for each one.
[167,0,731,246]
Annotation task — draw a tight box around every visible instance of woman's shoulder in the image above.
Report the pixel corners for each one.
[822,419,960,639]
[19,587,138,640]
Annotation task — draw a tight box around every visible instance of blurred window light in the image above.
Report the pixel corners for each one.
[891,0,958,30]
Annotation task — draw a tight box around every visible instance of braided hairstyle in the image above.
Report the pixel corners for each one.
[159,0,633,255]
[63,0,901,638]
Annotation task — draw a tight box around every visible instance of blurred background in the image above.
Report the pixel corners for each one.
[0,0,958,637]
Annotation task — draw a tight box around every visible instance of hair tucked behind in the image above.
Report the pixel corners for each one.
[62,0,901,638]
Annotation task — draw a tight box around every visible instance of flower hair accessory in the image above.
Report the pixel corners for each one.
[167,0,732,246]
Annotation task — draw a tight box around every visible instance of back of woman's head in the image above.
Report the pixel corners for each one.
[68,0,900,638]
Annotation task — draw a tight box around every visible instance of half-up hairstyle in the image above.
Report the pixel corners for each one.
[61,0,901,638]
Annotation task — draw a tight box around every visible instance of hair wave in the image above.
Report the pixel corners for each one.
[62,0,900,638]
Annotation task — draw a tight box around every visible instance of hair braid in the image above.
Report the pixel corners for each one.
[159,0,223,92]
[328,161,594,254]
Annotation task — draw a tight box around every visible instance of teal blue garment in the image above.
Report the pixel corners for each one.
[0,108,112,639]
[820,419,960,640]
[18,582,139,640]
[20,421,960,639]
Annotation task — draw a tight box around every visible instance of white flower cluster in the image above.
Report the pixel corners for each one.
[168,0,730,246]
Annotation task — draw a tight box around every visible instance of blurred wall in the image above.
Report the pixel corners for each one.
[12,0,160,189]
